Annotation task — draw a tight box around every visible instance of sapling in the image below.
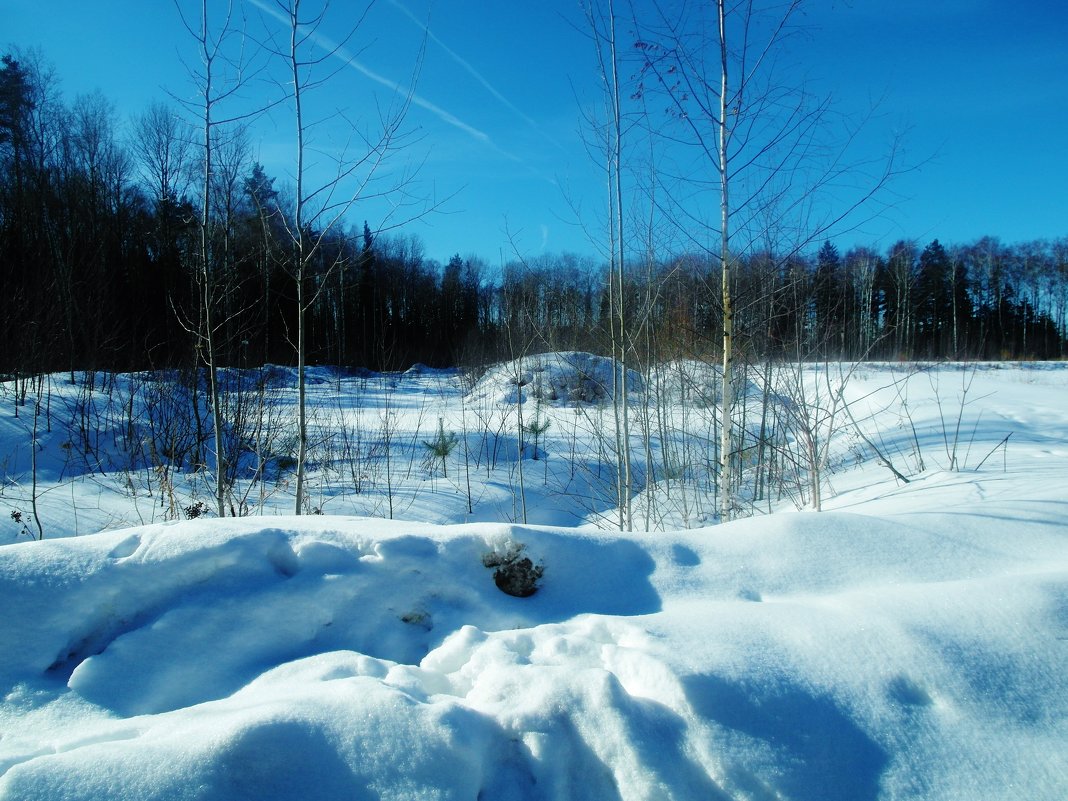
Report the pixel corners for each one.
[422,418,458,479]
[28,375,44,539]
[513,360,528,524]
[458,384,474,515]
[405,388,432,480]
[379,408,397,519]
[522,412,551,461]
[930,364,992,471]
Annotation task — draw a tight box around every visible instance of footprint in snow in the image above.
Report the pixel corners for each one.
[108,534,141,560]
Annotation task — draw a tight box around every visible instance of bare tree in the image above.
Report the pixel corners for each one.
[264,0,425,514]
[637,0,903,520]
[176,0,265,517]
[132,101,193,209]
[584,0,636,530]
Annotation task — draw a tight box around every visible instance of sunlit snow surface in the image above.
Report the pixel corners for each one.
[1,361,1066,799]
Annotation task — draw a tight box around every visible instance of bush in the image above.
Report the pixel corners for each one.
[482,541,544,597]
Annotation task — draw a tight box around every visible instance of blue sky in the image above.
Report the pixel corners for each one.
[6,0,1067,263]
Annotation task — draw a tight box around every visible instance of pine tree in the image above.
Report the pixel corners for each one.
[916,240,953,356]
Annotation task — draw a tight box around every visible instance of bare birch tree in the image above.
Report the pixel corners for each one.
[584,0,635,530]
[638,0,903,520]
[132,101,193,211]
[176,0,278,516]
[176,0,254,517]
[264,0,424,514]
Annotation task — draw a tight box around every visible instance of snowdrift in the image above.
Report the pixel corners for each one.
[468,351,646,406]
[2,507,1066,800]
[3,361,1068,799]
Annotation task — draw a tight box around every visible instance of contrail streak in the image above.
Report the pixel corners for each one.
[249,0,502,150]
[387,0,543,132]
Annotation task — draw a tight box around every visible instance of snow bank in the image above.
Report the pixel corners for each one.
[2,506,1066,800]
[468,351,645,406]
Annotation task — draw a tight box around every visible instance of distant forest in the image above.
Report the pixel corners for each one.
[2,51,1066,376]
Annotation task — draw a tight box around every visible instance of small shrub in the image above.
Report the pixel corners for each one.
[400,608,433,630]
[522,415,551,460]
[482,541,544,598]
[423,418,459,477]
[10,509,32,540]
[184,500,207,519]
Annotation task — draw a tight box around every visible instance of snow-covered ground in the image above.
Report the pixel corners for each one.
[1,359,1066,799]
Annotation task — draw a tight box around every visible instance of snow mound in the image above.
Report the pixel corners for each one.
[2,509,1066,800]
[469,351,645,406]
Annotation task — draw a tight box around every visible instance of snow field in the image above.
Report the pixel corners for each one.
[1,360,1066,799]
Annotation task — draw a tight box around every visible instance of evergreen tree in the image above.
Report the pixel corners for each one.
[813,240,844,355]
[0,55,33,154]
[915,239,953,356]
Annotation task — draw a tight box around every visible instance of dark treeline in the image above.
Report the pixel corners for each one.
[730,239,1067,362]
[2,52,1066,376]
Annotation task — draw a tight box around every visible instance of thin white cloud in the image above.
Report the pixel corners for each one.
[387,0,542,132]
[389,0,569,159]
[248,0,501,149]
